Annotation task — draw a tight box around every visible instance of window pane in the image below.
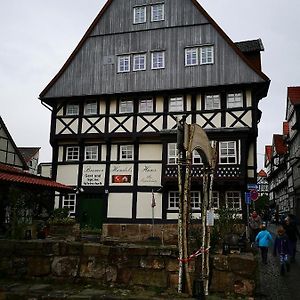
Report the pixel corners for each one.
[85,145,98,161]
[200,46,214,64]
[219,141,237,164]
[168,143,178,164]
[66,104,79,116]
[133,54,146,71]
[205,94,220,110]
[63,194,76,213]
[84,101,97,115]
[120,100,133,113]
[151,4,164,22]
[151,51,165,69]
[134,6,146,24]
[185,48,198,66]
[120,145,134,160]
[118,56,130,72]
[191,191,201,209]
[168,191,179,209]
[139,98,153,112]
[169,96,183,112]
[227,93,243,108]
[66,147,79,161]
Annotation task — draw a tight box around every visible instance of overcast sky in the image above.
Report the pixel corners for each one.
[1,0,299,170]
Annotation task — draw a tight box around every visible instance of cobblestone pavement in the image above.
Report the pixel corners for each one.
[255,224,300,300]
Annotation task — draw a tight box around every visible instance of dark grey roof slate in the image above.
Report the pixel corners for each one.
[235,39,264,53]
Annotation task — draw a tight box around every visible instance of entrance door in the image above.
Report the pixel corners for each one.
[78,194,106,229]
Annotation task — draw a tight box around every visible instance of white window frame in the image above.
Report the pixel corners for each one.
[133,6,146,24]
[169,96,183,112]
[139,98,153,113]
[133,53,146,71]
[168,143,178,165]
[226,191,241,210]
[168,191,179,209]
[66,104,79,116]
[63,194,76,214]
[191,191,201,209]
[192,150,203,165]
[66,146,80,161]
[200,45,214,65]
[151,3,165,22]
[117,55,130,73]
[84,145,98,161]
[205,94,221,110]
[185,48,198,66]
[219,141,237,164]
[151,51,165,69]
[212,191,219,209]
[119,99,134,113]
[227,92,243,108]
[120,145,134,161]
[84,100,97,115]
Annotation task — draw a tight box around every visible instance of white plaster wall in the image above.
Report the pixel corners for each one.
[246,90,252,107]
[107,193,132,218]
[139,144,162,160]
[110,145,118,161]
[156,96,164,112]
[56,165,79,185]
[58,146,64,162]
[136,192,162,219]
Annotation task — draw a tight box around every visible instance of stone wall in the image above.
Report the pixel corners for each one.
[0,239,257,296]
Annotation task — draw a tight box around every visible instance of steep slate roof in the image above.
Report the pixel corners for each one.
[18,147,40,163]
[0,163,71,191]
[0,116,28,169]
[288,86,300,105]
[40,0,270,100]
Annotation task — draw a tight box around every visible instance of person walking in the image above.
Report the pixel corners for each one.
[273,226,290,276]
[249,211,262,242]
[255,223,273,264]
[283,215,300,262]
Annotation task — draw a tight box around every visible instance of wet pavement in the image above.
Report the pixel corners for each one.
[255,224,300,300]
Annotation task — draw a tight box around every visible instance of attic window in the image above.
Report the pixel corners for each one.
[133,6,146,24]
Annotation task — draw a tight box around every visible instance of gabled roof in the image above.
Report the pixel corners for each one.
[265,145,272,162]
[18,147,40,163]
[283,121,289,136]
[287,86,300,105]
[0,163,71,192]
[258,169,267,177]
[0,116,28,169]
[39,0,270,100]
[273,134,288,155]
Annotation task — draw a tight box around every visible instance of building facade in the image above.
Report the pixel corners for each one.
[39,0,270,237]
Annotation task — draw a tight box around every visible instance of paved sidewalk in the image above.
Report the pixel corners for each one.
[255,224,300,299]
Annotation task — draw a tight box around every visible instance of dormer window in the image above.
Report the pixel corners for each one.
[133,6,146,24]
[151,3,164,22]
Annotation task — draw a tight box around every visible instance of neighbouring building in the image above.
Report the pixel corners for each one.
[257,169,269,198]
[39,0,270,239]
[18,147,40,175]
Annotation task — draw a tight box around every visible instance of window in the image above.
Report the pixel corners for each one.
[119,99,134,113]
[151,3,164,22]
[66,146,80,161]
[227,92,243,108]
[118,55,130,73]
[205,94,221,110]
[120,145,134,160]
[139,98,153,113]
[84,100,97,115]
[226,191,241,210]
[212,191,219,209]
[63,194,76,214]
[168,191,179,209]
[192,150,203,165]
[133,54,146,71]
[151,51,165,69]
[85,145,98,161]
[185,48,198,66]
[191,191,201,209]
[66,104,79,116]
[200,45,214,64]
[133,6,146,24]
[168,143,178,164]
[219,141,237,164]
[169,96,183,112]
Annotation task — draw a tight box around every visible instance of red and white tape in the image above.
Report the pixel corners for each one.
[178,246,210,263]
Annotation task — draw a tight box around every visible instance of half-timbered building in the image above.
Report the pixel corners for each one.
[39,0,270,240]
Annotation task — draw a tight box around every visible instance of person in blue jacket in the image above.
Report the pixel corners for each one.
[255,223,273,264]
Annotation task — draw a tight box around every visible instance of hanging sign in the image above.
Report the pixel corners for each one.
[206,209,215,226]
